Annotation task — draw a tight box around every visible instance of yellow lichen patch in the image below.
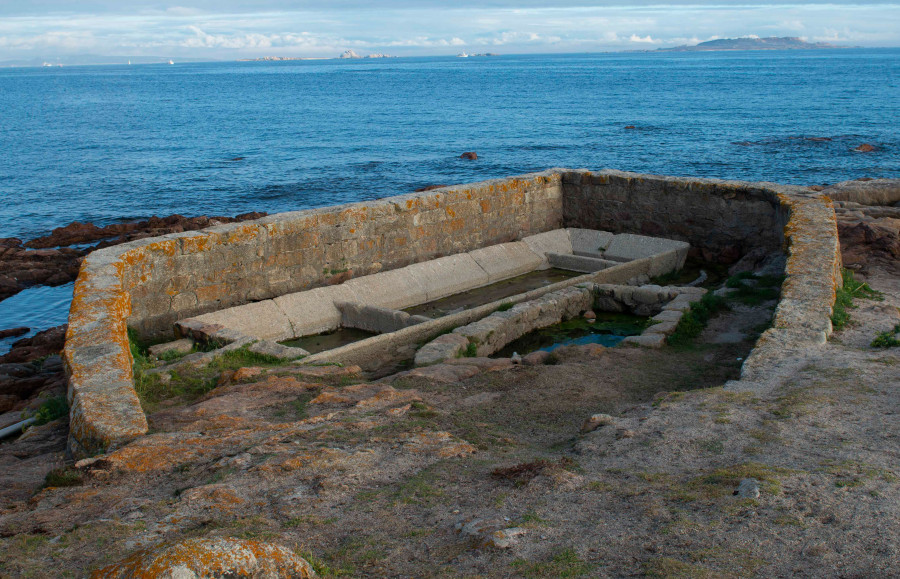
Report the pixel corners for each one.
[179,232,215,254]
[258,448,351,473]
[105,434,220,473]
[178,484,245,513]
[92,537,315,579]
[402,431,476,458]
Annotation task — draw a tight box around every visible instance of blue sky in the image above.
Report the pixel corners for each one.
[1,1,898,60]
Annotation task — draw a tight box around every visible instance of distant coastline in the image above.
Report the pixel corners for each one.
[238,56,332,62]
[655,36,846,52]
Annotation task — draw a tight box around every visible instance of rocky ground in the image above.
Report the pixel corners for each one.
[0,180,898,577]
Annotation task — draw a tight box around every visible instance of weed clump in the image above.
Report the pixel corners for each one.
[871,324,900,348]
[832,269,883,330]
[44,467,83,488]
[668,293,729,346]
[32,396,68,425]
[725,272,783,305]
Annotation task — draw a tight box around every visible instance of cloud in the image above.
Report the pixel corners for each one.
[0,3,898,59]
[628,34,657,43]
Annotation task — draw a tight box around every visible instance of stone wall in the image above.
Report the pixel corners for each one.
[63,168,843,457]
[562,169,796,263]
[63,171,563,457]
[125,170,565,339]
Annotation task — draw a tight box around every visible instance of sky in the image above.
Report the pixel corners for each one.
[1,1,898,61]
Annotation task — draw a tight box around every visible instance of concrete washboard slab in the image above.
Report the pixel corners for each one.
[547,253,618,273]
[408,253,490,301]
[190,299,295,342]
[273,284,356,337]
[604,233,690,268]
[521,229,573,269]
[342,266,428,310]
[469,242,544,283]
[569,228,615,258]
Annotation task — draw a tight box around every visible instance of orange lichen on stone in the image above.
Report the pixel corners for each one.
[402,431,476,458]
[92,537,315,579]
[741,192,843,381]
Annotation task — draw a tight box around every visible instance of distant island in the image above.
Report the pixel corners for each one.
[238,56,331,62]
[659,36,842,52]
[338,50,397,59]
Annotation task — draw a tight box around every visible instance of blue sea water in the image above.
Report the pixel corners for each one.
[0,49,898,346]
[1,50,898,242]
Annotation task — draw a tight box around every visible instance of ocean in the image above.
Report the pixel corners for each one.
[0,49,898,347]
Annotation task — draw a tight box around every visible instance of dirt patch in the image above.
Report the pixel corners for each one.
[2,263,899,578]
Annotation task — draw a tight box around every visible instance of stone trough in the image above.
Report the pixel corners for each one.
[171,228,689,370]
[63,169,842,458]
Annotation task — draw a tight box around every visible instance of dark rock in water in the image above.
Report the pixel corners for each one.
[230,156,245,161]
[0,327,68,413]
[854,143,876,153]
[806,137,832,142]
[0,327,29,340]
[26,212,269,250]
[624,125,636,130]
[414,185,449,192]
[0,325,67,365]
[460,152,478,160]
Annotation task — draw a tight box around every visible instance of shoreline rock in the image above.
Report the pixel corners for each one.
[1,212,267,302]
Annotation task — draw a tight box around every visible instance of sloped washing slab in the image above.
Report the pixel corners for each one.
[175,228,689,348]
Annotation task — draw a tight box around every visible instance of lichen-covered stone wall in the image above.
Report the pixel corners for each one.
[562,169,793,263]
[122,170,564,339]
[63,168,843,458]
[63,171,564,457]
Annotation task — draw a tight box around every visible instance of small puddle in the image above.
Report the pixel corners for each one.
[280,327,378,355]
[404,268,582,319]
[493,313,651,357]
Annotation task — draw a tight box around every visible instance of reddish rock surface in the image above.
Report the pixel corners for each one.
[1,325,67,365]
[854,143,876,153]
[460,151,478,160]
[624,125,637,129]
[1,212,266,302]
[838,217,900,275]
[26,212,267,249]
[0,326,68,413]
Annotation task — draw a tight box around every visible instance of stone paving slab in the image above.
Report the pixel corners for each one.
[604,233,690,263]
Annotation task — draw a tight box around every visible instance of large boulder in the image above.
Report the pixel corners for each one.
[92,537,316,578]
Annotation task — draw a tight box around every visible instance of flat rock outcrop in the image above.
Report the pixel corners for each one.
[821,179,900,275]
[93,537,315,578]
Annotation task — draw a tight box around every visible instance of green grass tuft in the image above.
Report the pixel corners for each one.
[32,396,68,425]
[44,467,83,488]
[668,293,729,346]
[832,269,883,331]
[871,324,900,348]
[724,272,783,305]
[511,548,593,578]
